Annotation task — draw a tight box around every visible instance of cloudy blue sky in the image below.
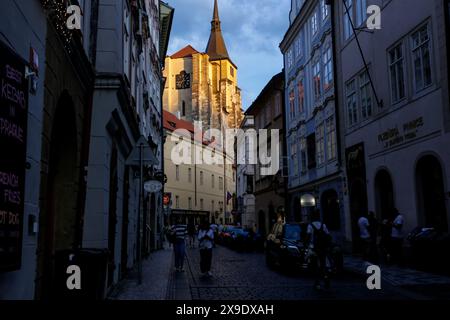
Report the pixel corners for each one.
[167,0,291,110]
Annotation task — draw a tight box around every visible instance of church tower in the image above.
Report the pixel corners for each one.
[205,0,243,130]
[163,0,243,131]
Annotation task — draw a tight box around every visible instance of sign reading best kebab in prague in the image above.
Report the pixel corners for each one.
[0,43,28,272]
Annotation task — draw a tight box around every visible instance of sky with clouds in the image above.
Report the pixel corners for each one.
[167,0,291,110]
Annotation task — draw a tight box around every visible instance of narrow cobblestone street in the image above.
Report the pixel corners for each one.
[113,244,450,300]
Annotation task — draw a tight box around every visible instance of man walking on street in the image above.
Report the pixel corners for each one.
[391,208,405,265]
[358,213,371,262]
[308,209,332,290]
[172,217,188,272]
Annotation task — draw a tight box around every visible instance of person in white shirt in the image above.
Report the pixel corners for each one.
[358,213,371,261]
[390,208,404,265]
[198,220,215,277]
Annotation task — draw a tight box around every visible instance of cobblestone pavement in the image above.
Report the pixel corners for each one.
[111,246,173,300]
[182,246,450,300]
[112,244,450,300]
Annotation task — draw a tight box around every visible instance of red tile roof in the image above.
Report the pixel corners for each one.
[170,45,199,59]
[163,111,226,152]
[163,110,194,133]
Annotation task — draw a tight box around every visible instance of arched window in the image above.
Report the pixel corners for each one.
[416,155,448,231]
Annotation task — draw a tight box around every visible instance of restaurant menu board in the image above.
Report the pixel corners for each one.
[0,43,28,272]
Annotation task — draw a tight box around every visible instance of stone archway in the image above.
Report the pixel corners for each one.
[416,155,448,232]
[375,169,395,220]
[37,91,79,298]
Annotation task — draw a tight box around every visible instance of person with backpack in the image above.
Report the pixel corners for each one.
[307,209,332,290]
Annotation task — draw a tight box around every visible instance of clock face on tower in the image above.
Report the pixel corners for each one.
[176,70,191,90]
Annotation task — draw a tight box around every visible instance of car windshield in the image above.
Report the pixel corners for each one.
[284,225,301,240]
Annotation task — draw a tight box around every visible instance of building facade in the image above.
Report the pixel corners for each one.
[236,115,256,229]
[0,0,173,299]
[334,0,450,244]
[163,110,236,225]
[243,72,287,236]
[162,0,243,132]
[280,0,345,242]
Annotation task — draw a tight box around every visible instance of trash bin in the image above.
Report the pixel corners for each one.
[53,249,109,300]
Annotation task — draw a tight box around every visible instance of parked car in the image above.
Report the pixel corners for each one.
[217,225,238,246]
[265,222,343,274]
[407,226,450,274]
[266,223,308,270]
[229,228,251,251]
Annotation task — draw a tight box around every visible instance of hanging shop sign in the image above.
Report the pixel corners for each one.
[144,180,163,193]
[0,43,29,272]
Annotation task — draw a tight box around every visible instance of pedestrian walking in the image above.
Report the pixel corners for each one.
[171,218,188,272]
[390,208,405,265]
[368,211,379,263]
[358,213,371,261]
[188,221,196,248]
[198,220,214,277]
[380,217,392,263]
[307,209,332,290]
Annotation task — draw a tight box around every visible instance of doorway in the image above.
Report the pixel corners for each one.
[375,169,395,220]
[321,189,341,231]
[38,92,79,298]
[107,146,118,287]
[120,166,130,280]
[416,155,448,232]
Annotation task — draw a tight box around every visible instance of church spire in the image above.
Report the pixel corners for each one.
[206,0,230,60]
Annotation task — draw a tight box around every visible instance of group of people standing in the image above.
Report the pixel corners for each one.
[358,208,405,264]
[165,218,215,277]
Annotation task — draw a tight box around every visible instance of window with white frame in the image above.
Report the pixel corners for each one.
[298,78,305,114]
[290,139,299,176]
[411,23,432,92]
[321,0,329,21]
[300,137,307,174]
[313,60,321,99]
[359,70,372,119]
[296,34,303,58]
[289,89,296,119]
[343,0,354,40]
[287,49,294,69]
[326,116,336,160]
[346,79,358,126]
[316,123,325,166]
[356,0,367,27]
[323,46,333,90]
[389,43,406,103]
[311,11,318,35]
[123,3,131,81]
